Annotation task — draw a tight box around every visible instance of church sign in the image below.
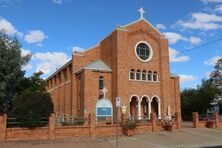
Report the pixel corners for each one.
[96,98,113,117]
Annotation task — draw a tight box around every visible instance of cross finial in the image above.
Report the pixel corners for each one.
[138,7,145,19]
[101,87,107,98]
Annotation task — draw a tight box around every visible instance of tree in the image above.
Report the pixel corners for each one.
[0,33,31,114]
[10,92,53,127]
[210,58,222,91]
[17,71,47,95]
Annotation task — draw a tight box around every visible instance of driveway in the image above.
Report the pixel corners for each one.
[1,127,222,148]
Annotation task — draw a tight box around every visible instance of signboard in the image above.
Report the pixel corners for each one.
[96,98,113,117]
[116,97,121,107]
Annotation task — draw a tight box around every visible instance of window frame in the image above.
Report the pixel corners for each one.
[135,41,153,62]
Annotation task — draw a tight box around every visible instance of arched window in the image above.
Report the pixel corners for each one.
[147,71,152,81]
[129,69,135,80]
[99,76,104,90]
[153,71,158,82]
[136,70,141,80]
[142,70,147,81]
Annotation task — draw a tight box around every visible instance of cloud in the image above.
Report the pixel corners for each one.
[215,5,222,13]
[32,52,70,74]
[187,36,202,45]
[201,0,222,4]
[156,24,166,30]
[22,63,33,71]
[163,32,185,44]
[176,12,222,30]
[71,46,84,53]
[169,47,189,62]
[24,30,48,43]
[0,18,22,36]
[20,48,31,57]
[164,32,202,45]
[179,74,196,83]
[204,56,222,65]
[52,0,62,4]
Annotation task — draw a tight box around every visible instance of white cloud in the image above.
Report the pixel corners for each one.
[156,24,166,30]
[22,63,33,71]
[201,0,222,4]
[52,0,62,4]
[204,56,222,65]
[24,30,48,44]
[205,72,211,78]
[169,47,189,62]
[20,48,31,57]
[33,52,70,74]
[187,36,202,45]
[163,32,185,44]
[0,18,22,36]
[71,46,84,53]
[164,32,202,45]
[177,13,222,31]
[179,74,196,83]
[215,5,222,13]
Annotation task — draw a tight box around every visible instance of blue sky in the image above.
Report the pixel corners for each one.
[0,0,221,89]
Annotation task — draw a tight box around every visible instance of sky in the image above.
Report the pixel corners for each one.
[0,0,221,89]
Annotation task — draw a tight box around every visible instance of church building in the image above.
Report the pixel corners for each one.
[46,8,181,122]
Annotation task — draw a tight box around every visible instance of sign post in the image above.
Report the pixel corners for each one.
[116,96,121,148]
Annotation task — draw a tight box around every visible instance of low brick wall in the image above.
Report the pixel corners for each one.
[0,112,181,142]
[192,112,222,128]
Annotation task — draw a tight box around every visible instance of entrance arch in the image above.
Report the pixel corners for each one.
[129,96,139,118]
[151,96,161,119]
[140,96,150,119]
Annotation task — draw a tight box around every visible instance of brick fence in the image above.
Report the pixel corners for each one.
[0,112,181,142]
[192,112,222,128]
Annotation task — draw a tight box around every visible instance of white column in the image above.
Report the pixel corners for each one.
[138,101,141,119]
[148,102,151,119]
[158,101,161,119]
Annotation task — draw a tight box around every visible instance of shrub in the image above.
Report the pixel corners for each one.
[10,92,53,128]
[123,119,136,129]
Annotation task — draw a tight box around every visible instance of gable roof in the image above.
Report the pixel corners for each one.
[75,60,112,74]
[120,18,166,38]
[170,73,180,78]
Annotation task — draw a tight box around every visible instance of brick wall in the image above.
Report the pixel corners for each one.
[0,112,181,142]
[192,112,222,128]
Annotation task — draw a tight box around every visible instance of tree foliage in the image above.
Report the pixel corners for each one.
[210,58,222,91]
[10,92,53,127]
[0,33,31,114]
[17,71,47,95]
[181,58,222,120]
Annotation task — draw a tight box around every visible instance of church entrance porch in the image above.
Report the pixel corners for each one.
[130,96,139,119]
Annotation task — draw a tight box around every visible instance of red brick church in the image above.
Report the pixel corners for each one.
[46,8,181,123]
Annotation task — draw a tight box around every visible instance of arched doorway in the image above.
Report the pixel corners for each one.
[130,96,139,117]
[151,97,158,117]
[141,97,149,118]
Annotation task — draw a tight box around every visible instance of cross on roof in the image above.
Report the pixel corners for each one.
[138,7,145,19]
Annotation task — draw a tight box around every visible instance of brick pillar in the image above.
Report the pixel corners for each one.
[175,112,181,129]
[151,113,157,132]
[0,114,7,142]
[192,112,199,128]
[48,113,55,140]
[213,112,219,128]
[121,113,127,126]
[89,113,96,136]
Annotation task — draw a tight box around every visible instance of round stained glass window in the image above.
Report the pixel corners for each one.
[135,42,153,62]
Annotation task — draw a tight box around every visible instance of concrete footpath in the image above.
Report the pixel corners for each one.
[1,128,222,148]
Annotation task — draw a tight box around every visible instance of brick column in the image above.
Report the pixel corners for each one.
[151,113,157,132]
[213,112,219,128]
[0,114,7,142]
[89,113,96,136]
[175,112,181,129]
[192,112,199,128]
[48,113,55,140]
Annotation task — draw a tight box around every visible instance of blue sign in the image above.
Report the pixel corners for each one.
[97,107,112,117]
[96,98,113,117]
